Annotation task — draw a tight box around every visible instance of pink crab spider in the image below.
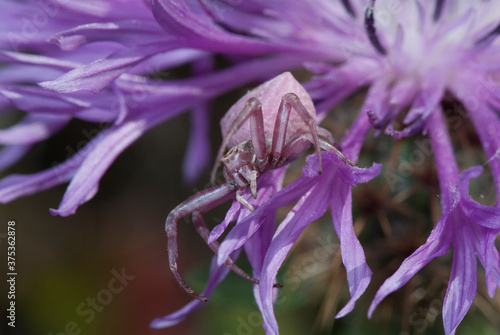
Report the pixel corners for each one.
[165,72,356,301]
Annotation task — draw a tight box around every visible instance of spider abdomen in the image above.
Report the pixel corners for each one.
[220,72,317,149]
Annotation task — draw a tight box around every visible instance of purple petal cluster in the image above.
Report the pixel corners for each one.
[1,0,500,334]
[0,0,304,213]
[369,109,500,335]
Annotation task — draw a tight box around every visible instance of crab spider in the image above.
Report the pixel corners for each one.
[165,72,355,301]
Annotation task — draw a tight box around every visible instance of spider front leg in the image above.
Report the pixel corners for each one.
[211,97,267,185]
[281,131,357,167]
[271,93,324,171]
[166,183,265,301]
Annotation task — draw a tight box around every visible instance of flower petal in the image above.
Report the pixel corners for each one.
[216,168,307,266]
[49,20,167,51]
[332,184,372,318]
[368,216,452,318]
[209,168,284,255]
[329,160,381,317]
[0,114,69,145]
[244,201,278,333]
[207,200,241,244]
[50,102,190,216]
[388,76,445,138]
[182,104,211,185]
[0,146,86,203]
[458,166,500,229]
[244,208,276,276]
[151,0,280,54]
[304,60,378,118]
[467,102,500,196]
[48,121,147,215]
[485,247,500,297]
[0,86,118,122]
[0,65,65,85]
[363,77,392,128]
[252,284,277,335]
[0,87,89,114]
[477,230,500,297]
[0,49,78,72]
[258,176,332,334]
[428,107,459,210]
[39,41,180,93]
[442,228,477,335]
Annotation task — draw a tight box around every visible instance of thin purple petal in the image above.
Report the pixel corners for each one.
[40,42,180,93]
[259,179,332,334]
[458,166,500,229]
[49,20,167,51]
[151,0,283,54]
[207,200,241,244]
[182,104,211,185]
[442,228,477,335]
[0,114,69,144]
[50,104,189,216]
[330,171,378,318]
[216,168,308,266]
[0,146,87,203]
[368,216,452,318]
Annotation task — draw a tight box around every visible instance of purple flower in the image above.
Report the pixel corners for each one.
[0,0,302,213]
[368,109,500,335]
[1,0,500,334]
[147,1,500,333]
[247,137,381,333]
[152,124,381,333]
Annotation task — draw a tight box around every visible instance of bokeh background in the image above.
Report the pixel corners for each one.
[2,69,500,335]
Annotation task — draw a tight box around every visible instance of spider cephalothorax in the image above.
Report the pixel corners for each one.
[222,140,260,189]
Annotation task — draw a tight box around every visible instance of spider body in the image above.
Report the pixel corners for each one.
[165,72,355,301]
[220,72,317,147]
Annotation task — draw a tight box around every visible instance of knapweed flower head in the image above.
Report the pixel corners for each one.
[1,0,500,334]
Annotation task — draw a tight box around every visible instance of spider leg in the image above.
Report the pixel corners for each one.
[192,211,259,284]
[317,126,335,144]
[166,183,279,302]
[211,97,267,184]
[282,132,357,167]
[311,126,356,166]
[238,165,259,199]
[166,183,234,302]
[236,188,255,211]
[271,93,324,172]
[191,211,282,289]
